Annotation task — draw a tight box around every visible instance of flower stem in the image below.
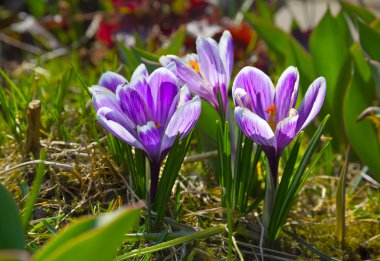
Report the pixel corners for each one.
[149,160,161,203]
[268,154,279,190]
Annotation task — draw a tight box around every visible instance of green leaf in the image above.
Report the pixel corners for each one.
[22,150,47,230]
[267,115,330,242]
[343,54,380,181]
[116,225,224,260]
[336,146,350,247]
[131,47,160,63]
[358,20,380,62]
[309,10,352,149]
[33,203,143,261]
[153,132,193,227]
[0,184,24,250]
[341,1,376,24]
[26,0,46,17]
[216,120,232,207]
[157,26,186,56]
[244,13,315,90]
[350,42,371,82]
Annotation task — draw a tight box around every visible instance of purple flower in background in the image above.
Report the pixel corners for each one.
[160,30,233,116]
[90,64,201,200]
[232,66,326,184]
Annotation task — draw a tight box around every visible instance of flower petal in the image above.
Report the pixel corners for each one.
[148,67,180,124]
[99,71,127,93]
[218,30,233,85]
[234,107,276,150]
[274,66,299,123]
[137,121,161,161]
[275,112,299,153]
[296,77,326,132]
[89,85,114,96]
[232,67,275,121]
[117,86,150,126]
[232,87,254,111]
[92,91,121,113]
[159,55,214,104]
[161,96,201,155]
[97,113,143,150]
[131,64,148,81]
[196,35,227,94]
[97,107,136,135]
[178,85,191,107]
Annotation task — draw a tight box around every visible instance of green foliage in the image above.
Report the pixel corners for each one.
[116,225,224,260]
[234,131,263,215]
[336,146,350,248]
[33,203,143,261]
[309,10,352,149]
[22,150,47,230]
[343,60,380,181]
[153,132,194,228]
[266,115,330,242]
[244,13,314,90]
[0,184,25,250]
[156,26,186,56]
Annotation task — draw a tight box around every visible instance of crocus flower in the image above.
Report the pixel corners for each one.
[90,64,201,200]
[232,66,326,185]
[159,30,233,116]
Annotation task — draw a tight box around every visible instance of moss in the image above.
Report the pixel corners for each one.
[278,221,380,260]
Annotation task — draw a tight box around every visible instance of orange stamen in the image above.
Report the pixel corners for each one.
[265,104,276,113]
[265,104,277,131]
[188,60,200,73]
[154,122,161,128]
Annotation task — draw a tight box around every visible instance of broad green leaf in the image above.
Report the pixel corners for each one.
[341,1,376,24]
[343,55,380,181]
[350,43,371,82]
[369,60,380,99]
[0,184,24,250]
[309,10,352,149]
[33,203,142,261]
[244,13,315,91]
[358,20,380,62]
[336,146,350,247]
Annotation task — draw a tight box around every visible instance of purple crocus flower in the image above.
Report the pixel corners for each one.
[232,66,326,185]
[90,64,201,200]
[159,30,233,116]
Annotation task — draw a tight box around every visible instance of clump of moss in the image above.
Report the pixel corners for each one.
[278,221,380,260]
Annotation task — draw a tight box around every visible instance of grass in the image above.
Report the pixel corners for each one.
[0,47,379,260]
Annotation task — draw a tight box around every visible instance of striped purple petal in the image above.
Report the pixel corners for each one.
[275,111,299,152]
[99,71,127,93]
[274,66,299,124]
[233,67,275,121]
[161,96,201,155]
[97,113,143,150]
[296,77,326,132]
[234,107,276,151]
[218,30,234,86]
[137,121,161,161]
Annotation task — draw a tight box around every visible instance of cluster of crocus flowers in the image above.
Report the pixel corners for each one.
[232,66,326,186]
[160,30,233,117]
[90,64,201,200]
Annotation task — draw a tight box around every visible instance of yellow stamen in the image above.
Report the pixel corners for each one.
[188,60,200,73]
[265,104,276,131]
